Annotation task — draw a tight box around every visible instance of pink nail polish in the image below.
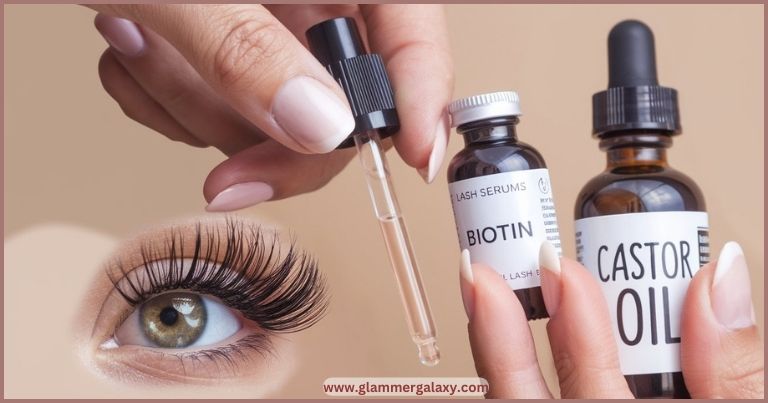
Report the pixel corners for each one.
[205,182,274,212]
[459,249,475,320]
[94,14,145,57]
[711,242,755,330]
[418,115,449,184]
[271,76,355,154]
[538,241,562,317]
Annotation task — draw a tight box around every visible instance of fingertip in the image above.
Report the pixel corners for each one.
[470,262,530,328]
[558,256,603,294]
[712,241,745,287]
[388,63,453,172]
[416,112,450,183]
[466,263,552,398]
[203,141,354,205]
[681,249,764,398]
[362,5,453,170]
[270,76,356,154]
[543,256,631,398]
[548,256,613,329]
[93,13,146,57]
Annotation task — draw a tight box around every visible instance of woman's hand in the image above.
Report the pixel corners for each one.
[91,5,453,211]
[460,241,764,398]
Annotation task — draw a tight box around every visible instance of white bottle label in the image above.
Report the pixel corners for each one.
[449,168,561,290]
[575,211,710,375]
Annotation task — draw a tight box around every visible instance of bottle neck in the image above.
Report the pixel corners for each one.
[457,116,520,146]
[598,132,673,169]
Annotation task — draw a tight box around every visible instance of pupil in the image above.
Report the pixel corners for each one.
[159,306,179,326]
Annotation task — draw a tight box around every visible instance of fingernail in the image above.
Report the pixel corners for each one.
[272,76,356,153]
[205,182,274,212]
[459,249,475,320]
[94,14,145,57]
[418,114,449,184]
[539,241,562,317]
[711,241,755,330]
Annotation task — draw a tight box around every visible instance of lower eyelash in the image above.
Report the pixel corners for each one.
[169,334,273,376]
[106,218,328,335]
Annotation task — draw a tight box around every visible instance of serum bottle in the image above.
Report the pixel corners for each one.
[447,92,562,320]
[574,20,708,398]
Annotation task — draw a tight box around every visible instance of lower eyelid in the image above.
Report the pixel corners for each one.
[94,325,275,385]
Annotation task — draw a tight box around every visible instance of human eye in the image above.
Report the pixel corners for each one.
[112,291,241,349]
[83,217,327,387]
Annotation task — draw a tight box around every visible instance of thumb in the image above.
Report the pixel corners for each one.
[681,241,764,398]
[90,4,355,154]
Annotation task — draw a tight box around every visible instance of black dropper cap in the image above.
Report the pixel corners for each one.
[592,20,681,137]
[306,17,400,148]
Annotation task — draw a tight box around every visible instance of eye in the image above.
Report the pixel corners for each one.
[114,291,241,348]
[83,218,328,385]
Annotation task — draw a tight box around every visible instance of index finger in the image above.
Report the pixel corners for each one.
[360,5,454,183]
[90,4,355,154]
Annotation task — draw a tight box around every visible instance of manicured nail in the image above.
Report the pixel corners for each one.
[539,241,562,317]
[418,114,449,184]
[205,182,274,212]
[94,14,145,57]
[711,241,755,330]
[459,249,475,320]
[272,76,355,154]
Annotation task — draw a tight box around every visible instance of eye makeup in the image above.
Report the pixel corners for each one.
[87,217,327,385]
[106,219,327,334]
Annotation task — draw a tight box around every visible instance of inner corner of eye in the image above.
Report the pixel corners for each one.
[113,291,242,350]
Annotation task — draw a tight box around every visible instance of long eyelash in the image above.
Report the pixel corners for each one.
[173,333,273,376]
[107,218,328,334]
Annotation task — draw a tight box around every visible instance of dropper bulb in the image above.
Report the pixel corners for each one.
[608,20,659,87]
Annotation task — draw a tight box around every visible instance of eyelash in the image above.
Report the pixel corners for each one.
[106,218,328,352]
[174,333,272,372]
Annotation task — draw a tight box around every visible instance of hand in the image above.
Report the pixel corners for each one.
[459,241,764,398]
[91,5,453,211]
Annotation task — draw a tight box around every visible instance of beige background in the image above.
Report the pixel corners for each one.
[4,4,764,398]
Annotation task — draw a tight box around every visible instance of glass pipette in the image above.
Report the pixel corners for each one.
[353,129,439,366]
[306,17,439,366]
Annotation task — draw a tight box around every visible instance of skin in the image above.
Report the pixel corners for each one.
[89,4,454,203]
[7,5,759,397]
[463,257,764,398]
[4,218,299,398]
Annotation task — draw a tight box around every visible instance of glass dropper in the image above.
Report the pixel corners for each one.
[306,16,439,366]
[353,129,439,366]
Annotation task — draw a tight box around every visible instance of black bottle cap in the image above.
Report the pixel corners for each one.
[592,20,681,137]
[306,17,399,148]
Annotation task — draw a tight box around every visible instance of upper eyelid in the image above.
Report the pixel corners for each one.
[98,217,328,336]
[104,218,277,303]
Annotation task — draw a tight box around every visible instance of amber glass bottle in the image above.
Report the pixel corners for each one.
[448,92,561,320]
[575,21,709,398]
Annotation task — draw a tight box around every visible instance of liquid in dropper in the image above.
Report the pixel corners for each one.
[355,130,440,366]
[306,17,439,366]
